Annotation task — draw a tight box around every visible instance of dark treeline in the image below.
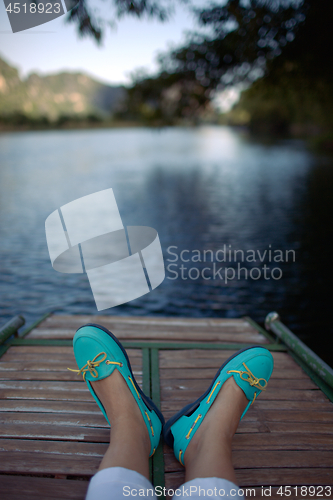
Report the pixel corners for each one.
[0,112,106,131]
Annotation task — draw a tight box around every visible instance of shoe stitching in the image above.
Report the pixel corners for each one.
[185,414,202,440]
[144,410,155,437]
[206,381,221,404]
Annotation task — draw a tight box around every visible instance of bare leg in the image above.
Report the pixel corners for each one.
[91,370,151,479]
[184,376,248,484]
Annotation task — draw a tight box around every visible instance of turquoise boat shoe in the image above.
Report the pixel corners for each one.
[68,324,164,457]
[163,346,274,466]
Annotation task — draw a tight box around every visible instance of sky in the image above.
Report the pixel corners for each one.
[0,0,209,85]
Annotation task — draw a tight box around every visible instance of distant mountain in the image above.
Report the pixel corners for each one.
[0,56,126,121]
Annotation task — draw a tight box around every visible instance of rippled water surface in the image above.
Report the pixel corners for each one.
[0,126,332,366]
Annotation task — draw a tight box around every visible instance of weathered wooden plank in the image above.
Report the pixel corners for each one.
[236,468,333,486]
[170,417,333,434]
[159,378,317,390]
[159,357,305,371]
[0,423,110,441]
[161,399,333,412]
[0,380,141,392]
[163,432,333,452]
[159,367,310,380]
[164,450,333,472]
[0,451,99,475]
[0,361,80,372]
[3,344,141,356]
[1,349,141,362]
[32,319,257,331]
[160,388,327,402]
[0,362,142,372]
[162,409,333,424]
[27,329,266,343]
[32,324,260,333]
[0,412,108,427]
[259,410,333,423]
[0,438,107,456]
[266,422,333,433]
[161,407,331,426]
[0,388,95,401]
[0,371,95,381]
[0,400,101,414]
[36,315,253,328]
[159,350,294,364]
[4,346,76,354]
[0,381,91,391]
[0,475,89,500]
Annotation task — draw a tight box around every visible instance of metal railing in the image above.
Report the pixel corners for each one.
[0,315,25,345]
[265,311,333,390]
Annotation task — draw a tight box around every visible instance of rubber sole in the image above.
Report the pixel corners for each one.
[76,323,165,426]
[163,345,267,448]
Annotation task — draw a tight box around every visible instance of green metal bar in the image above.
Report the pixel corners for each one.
[0,344,11,358]
[150,348,165,492]
[243,315,276,343]
[19,312,52,338]
[151,349,161,409]
[0,315,25,345]
[141,347,153,483]
[288,350,333,403]
[265,312,333,390]
[142,348,151,396]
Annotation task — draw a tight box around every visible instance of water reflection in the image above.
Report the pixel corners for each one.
[0,127,332,366]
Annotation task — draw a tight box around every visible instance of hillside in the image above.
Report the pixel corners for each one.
[0,56,126,121]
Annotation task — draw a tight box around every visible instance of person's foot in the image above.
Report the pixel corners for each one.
[184,376,248,480]
[91,370,151,458]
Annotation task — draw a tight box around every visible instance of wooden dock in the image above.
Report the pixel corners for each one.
[0,314,333,499]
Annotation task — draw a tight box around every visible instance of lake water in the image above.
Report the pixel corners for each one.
[0,126,332,367]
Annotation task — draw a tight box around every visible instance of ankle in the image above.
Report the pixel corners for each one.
[110,419,151,457]
[184,424,233,465]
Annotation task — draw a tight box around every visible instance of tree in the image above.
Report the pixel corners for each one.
[67,0,177,42]
[68,0,333,126]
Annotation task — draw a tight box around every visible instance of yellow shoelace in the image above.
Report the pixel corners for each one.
[227,361,267,404]
[67,352,122,381]
[227,362,267,390]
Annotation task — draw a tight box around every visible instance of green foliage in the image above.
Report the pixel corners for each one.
[122,0,333,132]
[226,0,333,136]
[120,0,313,123]
[66,0,177,43]
[230,73,333,135]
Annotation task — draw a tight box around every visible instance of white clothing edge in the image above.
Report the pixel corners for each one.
[85,467,244,499]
